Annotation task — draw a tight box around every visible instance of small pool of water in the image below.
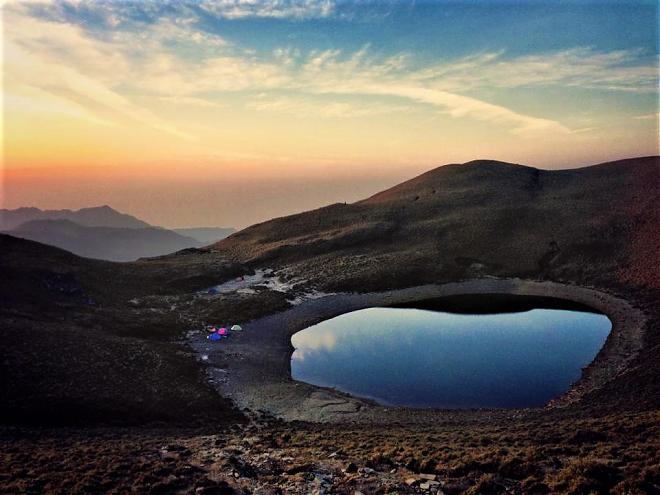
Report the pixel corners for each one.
[291,300,611,409]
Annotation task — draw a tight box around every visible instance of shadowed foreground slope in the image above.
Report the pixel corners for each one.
[0,234,248,425]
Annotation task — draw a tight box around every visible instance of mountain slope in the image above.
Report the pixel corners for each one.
[6,219,203,261]
[173,227,235,244]
[212,156,660,292]
[0,233,248,425]
[0,205,151,230]
[1,156,658,426]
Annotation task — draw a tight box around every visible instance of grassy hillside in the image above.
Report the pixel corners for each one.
[212,157,659,293]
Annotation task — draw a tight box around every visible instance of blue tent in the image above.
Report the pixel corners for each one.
[207,332,222,341]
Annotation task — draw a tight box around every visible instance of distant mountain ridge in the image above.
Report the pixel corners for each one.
[0,205,151,230]
[6,219,202,262]
[1,205,235,261]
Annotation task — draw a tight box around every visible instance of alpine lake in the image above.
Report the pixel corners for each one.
[290,295,612,409]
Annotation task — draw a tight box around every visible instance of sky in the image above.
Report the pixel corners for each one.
[2,0,659,228]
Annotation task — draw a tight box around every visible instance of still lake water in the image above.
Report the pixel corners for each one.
[291,306,611,408]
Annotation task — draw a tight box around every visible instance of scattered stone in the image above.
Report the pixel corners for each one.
[358,467,374,476]
[286,463,315,475]
[420,480,441,490]
[159,444,191,460]
[419,473,437,481]
[194,482,236,495]
[405,477,419,486]
[343,462,358,474]
[254,488,282,495]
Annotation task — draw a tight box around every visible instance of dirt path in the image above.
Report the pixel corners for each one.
[189,278,646,423]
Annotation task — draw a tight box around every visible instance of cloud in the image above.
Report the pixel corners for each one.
[634,112,660,121]
[247,95,412,119]
[4,1,656,140]
[290,49,571,134]
[198,0,336,19]
[156,96,226,109]
[411,48,658,94]
[358,85,570,134]
[3,85,116,127]
[3,7,195,139]
[21,0,337,24]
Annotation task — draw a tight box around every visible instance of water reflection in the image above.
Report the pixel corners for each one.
[291,306,611,408]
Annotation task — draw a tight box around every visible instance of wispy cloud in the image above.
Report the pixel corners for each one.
[198,0,336,20]
[634,112,660,120]
[4,0,657,141]
[248,94,412,119]
[4,8,196,139]
[4,85,116,127]
[412,48,658,94]
[290,49,572,134]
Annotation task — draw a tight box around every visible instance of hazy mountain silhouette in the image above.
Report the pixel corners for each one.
[0,205,151,230]
[6,219,203,262]
[1,205,237,261]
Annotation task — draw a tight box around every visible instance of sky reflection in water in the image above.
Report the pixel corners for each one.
[291,307,611,408]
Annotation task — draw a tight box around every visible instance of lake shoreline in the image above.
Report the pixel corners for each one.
[190,278,647,423]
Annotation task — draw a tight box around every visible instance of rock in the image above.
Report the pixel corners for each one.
[162,446,190,459]
[405,477,419,486]
[420,481,441,490]
[312,473,333,487]
[286,463,315,475]
[419,473,437,481]
[343,462,358,473]
[194,483,236,495]
[254,489,283,495]
[358,467,374,476]
[164,444,191,454]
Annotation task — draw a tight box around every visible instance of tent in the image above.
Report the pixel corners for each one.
[218,327,228,337]
[207,332,222,341]
[231,325,242,332]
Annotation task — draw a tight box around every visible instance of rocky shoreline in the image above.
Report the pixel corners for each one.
[190,278,647,423]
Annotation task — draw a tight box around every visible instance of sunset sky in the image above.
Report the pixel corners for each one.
[2,0,659,228]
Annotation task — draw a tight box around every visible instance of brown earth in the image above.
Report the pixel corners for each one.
[1,156,658,493]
